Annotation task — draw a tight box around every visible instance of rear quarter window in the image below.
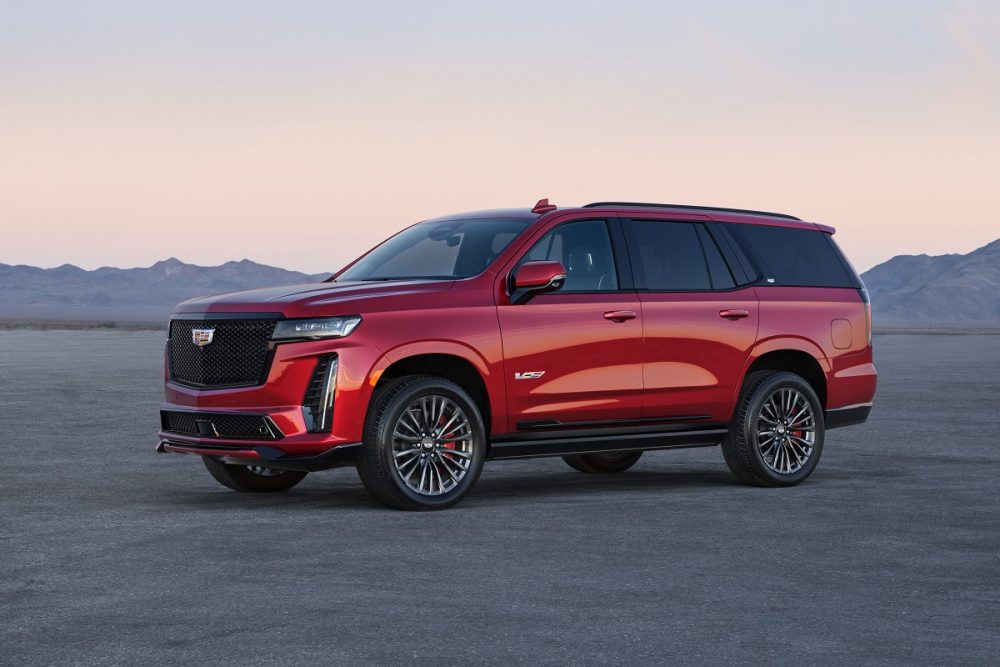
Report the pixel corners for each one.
[724,223,857,288]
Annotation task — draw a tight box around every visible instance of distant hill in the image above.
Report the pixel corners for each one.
[0,258,329,322]
[861,239,1000,323]
[3,242,998,325]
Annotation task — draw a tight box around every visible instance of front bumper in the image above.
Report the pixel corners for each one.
[157,437,361,471]
[160,335,383,458]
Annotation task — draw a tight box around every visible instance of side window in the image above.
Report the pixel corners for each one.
[628,220,712,291]
[521,220,619,292]
[695,225,736,290]
[724,223,855,287]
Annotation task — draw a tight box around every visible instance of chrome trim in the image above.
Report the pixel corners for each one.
[317,356,339,432]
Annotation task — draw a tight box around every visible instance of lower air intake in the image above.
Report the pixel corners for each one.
[160,410,283,440]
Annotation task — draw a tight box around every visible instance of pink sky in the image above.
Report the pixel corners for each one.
[2,1,998,273]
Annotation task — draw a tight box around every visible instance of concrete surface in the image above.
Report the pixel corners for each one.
[1,330,997,665]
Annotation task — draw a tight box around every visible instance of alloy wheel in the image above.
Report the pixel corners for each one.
[391,395,474,496]
[756,387,816,475]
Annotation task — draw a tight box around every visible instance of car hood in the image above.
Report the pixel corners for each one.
[172,279,455,318]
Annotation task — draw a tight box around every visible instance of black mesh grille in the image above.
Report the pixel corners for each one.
[160,410,282,440]
[168,318,277,388]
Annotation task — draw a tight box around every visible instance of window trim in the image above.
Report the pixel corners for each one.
[510,217,631,296]
[703,221,754,286]
[620,217,749,294]
[694,224,737,290]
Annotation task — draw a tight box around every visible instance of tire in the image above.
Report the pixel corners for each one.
[722,371,825,487]
[356,375,487,510]
[201,456,308,492]
[562,451,643,473]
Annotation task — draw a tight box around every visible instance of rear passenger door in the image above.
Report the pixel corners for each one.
[622,217,758,424]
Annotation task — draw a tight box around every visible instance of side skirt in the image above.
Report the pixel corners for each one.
[488,426,727,461]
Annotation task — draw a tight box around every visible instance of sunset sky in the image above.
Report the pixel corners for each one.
[2,0,998,273]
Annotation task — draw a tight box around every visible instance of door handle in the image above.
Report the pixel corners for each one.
[719,309,750,320]
[604,310,637,322]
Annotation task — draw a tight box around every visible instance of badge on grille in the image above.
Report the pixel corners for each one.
[191,328,215,347]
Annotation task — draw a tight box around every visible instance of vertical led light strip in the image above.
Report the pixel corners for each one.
[317,356,339,432]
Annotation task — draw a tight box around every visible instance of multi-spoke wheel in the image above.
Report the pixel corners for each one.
[756,387,816,475]
[391,395,475,496]
[721,371,825,486]
[356,375,486,510]
[202,456,308,492]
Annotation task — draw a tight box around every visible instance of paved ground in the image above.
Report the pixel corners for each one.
[1,331,998,665]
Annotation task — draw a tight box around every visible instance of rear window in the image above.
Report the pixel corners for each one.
[724,223,857,288]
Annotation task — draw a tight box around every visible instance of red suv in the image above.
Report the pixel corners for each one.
[158,200,877,510]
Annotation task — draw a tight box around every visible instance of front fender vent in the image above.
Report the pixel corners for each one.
[302,354,338,433]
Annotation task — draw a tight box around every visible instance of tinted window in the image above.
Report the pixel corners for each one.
[629,220,712,291]
[724,223,855,287]
[696,225,736,290]
[338,218,531,281]
[522,220,618,291]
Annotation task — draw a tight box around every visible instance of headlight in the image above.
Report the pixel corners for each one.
[272,316,362,340]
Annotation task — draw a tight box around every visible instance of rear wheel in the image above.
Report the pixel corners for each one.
[356,375,487,510]
[562,451,643,473]
[722,371,824,486]
[201,456,308,492]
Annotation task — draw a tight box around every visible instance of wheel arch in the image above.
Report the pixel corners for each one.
[741,338,830,409]
[370,345,498,438]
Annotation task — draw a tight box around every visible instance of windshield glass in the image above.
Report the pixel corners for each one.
[337,218,533,281]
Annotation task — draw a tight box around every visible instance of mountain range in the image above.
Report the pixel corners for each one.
[860,238,1000,324]
[0,258,328,322]
[0,239,998,325]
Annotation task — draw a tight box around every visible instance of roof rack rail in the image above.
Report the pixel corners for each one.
[582,201,801,221]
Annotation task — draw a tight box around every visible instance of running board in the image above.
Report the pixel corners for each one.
[488,427,727,460]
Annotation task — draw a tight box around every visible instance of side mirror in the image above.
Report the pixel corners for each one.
[510,261,566,304]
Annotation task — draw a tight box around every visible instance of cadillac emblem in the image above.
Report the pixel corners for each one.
[191,328,215,347]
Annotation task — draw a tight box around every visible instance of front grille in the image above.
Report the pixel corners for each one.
[168,318,277,388]
[160,410,283,440]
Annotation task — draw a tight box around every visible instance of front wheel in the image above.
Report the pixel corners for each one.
[356,375,487,510]
[202,456,308,492]
[721,371,825,487]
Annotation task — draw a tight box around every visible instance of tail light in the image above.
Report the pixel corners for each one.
[859,287,872,346]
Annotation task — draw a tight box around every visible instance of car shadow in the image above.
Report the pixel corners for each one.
[471,468,742,501]
[157,466,744,511]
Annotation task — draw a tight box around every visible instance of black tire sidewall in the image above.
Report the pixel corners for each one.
[201,456,308,492]
[563,451,643,473]
[741,372,825,486]
[370,378,487,509]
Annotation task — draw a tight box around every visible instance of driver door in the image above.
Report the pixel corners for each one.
[496,218,643,432]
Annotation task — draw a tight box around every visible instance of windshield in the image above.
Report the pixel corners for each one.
[337,218,533,281]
